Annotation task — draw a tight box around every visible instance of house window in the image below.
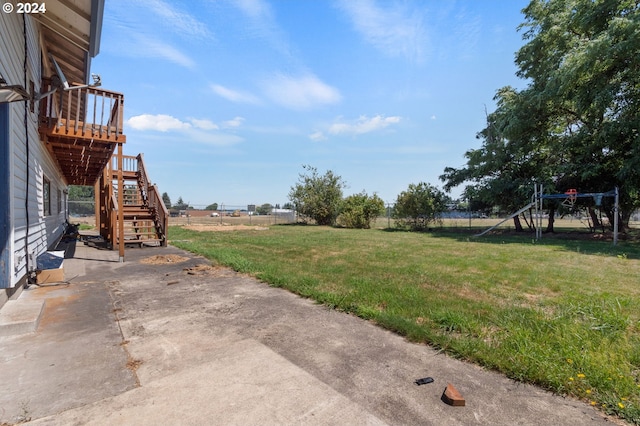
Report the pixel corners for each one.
[57,189,62,214]
[43,176,51,216]
[29,80,35,114]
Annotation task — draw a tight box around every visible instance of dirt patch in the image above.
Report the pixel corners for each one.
[182,263,235,278]
[140,254,190,265]
[183,224,269,232]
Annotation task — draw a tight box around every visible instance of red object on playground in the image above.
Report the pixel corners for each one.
[565,188,578,199]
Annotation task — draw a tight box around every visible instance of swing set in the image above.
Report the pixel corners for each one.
[476,184,620,245]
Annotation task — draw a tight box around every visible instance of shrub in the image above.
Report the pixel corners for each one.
[289,165,345,226]
[338,192,385,229]
[393,182,447,231]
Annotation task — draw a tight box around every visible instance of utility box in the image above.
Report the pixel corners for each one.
[36,251,65,284]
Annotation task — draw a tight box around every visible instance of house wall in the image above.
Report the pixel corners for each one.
[1,13,68,296]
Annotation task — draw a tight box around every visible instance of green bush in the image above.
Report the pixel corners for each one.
[289,165,345,226]
[393,182,447,231]
[337,192,384,229]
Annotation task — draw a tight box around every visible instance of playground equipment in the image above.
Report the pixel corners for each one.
[476,185,619,245]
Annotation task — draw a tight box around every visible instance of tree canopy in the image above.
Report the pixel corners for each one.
[256,203,273,215]
[288,165,346,226]
[173,197,189,211]
[441,0,640,229]
[68,185,94,200]
[337,192,385,229]
[393,182,447,231]
[162,192,171,210]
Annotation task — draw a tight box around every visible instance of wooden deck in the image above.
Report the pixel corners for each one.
[38,81,125,186]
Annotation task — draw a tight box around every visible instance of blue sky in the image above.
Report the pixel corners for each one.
[92,0,529,208]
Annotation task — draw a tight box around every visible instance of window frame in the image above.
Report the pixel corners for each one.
[43,176,51,217]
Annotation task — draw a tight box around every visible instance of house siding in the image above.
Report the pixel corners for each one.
[1,13,68,292]
[1,104,10,299]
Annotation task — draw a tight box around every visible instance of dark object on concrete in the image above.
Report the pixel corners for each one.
[36,252,64,270]
[442,383,465,406]
[415,377,434,385]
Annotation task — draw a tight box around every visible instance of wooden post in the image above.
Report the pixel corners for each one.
[94,174,101,238]
[118,143,125,262]
[613,186,619,246]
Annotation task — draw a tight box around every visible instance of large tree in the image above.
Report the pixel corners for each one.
[289,165,345,226]
[441,88,560,231]
[173,197,189,211]
[162,192,171,210]
[442,0,640,229]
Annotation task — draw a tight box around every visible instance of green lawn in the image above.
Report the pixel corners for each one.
[169,224,640,423]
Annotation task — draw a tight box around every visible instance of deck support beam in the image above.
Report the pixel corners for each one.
[117,142,125,262]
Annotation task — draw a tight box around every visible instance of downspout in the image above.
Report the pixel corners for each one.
[22,14,34,283]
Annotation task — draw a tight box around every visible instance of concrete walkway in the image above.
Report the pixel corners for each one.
[0,237,620,425]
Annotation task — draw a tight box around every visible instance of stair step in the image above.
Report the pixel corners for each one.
[121,238,163,247]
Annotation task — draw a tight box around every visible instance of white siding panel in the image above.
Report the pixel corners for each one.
[1,13,68,287]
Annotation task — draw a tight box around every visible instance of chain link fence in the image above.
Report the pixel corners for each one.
[170,204,296,227]
[68,200,638,232]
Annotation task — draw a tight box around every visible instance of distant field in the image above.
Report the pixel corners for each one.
[169,224,640,424]
[73,213,639,239]
[170,213,638,234]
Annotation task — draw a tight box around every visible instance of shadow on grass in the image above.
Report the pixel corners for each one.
[422,227,640,260]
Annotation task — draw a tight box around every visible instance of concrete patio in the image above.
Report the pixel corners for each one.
[0,234,619,425]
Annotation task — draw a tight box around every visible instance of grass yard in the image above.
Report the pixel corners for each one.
[169,224,640,424]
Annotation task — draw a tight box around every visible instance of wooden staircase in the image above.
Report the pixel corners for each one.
[96,154,168,249]
[37,75,166,258]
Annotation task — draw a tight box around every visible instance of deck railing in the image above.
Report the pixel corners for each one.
[39,78,125,142]
[137,154,168,246]
[105,153,168,246]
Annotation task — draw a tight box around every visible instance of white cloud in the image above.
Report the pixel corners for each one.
[128,114,192,132]
[133,37,196,68]
[126,114,242,146]
[211,84,261,104]
[262,73,342,110]
[233,0,292,57]
[328,115,401,135]
[223,117,245,128]
[190,118,219,130]
[309,131,327,142]
[104,0,207,68]
[336,0,426,62]
[235,0,273,21]
[144,0,212,39]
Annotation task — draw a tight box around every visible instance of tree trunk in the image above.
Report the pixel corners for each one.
[521,211,533,231]
[588,207,601,232]
[545,205,555,233]
[513,215,524,232]
[604,208,626,232]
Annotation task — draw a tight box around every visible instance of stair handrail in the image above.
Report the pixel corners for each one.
[137,154,168,246]
[148,184,169,246]
[136,154,150,206]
